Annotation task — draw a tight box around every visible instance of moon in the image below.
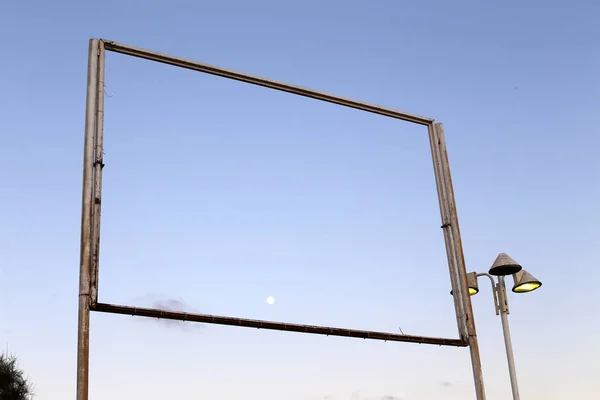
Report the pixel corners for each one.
[266,296,276,305]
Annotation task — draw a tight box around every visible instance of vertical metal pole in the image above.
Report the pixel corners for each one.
[90,40,106,305]
[77,38,99,400]
[434,123,486,400]
[427,124,467,339]
[497,276,521,400]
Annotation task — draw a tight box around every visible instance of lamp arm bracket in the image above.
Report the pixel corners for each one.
[476,273,500,315]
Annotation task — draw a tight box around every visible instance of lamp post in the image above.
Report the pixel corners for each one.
[453,253,542,400]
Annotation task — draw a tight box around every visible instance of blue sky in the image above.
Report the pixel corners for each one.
[1,0,599,399]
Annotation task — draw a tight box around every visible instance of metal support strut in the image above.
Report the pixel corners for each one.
[76,38,488,400]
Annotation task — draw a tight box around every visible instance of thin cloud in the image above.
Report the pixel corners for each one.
[150,298,205,331]
[128,294,206,332]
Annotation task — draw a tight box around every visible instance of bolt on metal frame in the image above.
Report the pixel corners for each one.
[77,38,487,400]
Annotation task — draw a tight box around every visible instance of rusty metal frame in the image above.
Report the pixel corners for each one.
[77,38,487,400]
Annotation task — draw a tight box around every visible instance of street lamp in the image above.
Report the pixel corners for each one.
[450,272,479,296]
[512,269,542,293]
[453,253,542,400]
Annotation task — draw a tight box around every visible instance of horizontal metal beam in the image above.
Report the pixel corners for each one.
[91,303,467,347]
[101,40,434,126]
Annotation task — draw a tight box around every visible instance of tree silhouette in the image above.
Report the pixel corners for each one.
[0,353,33,400]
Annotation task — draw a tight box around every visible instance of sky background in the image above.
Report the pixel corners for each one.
[1,0,599,399]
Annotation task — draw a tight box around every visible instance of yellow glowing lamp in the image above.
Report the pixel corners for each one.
[450,272,479,296]
[512,270,542,293]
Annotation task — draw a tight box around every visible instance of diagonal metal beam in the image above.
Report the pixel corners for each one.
[102,40,434,126]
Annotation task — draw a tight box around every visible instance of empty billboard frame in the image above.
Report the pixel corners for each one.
[77,38,486,399]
